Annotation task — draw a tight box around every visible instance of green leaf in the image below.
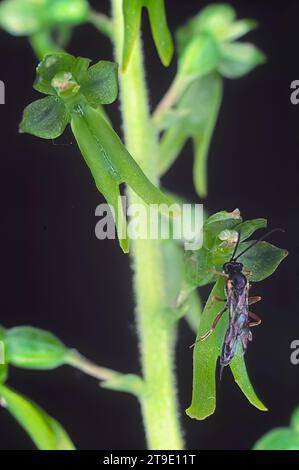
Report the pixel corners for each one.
[221,19,258,42]
[4,326,69,369]
[0,384,75,450]
[101,373,144,397]
[81,61,119,106]
[235,218,267,242]
[122,0,173,71]
[145,0,174,67]
[253,406,299,450]
[184,247,214,289]
[254,429,299,450]
[236,241,288,282]
[178,33,221,82]
[191,75,223,197]
[230,344,267,411]
[19,96,69,139]
[218,42,266,79]
[159,73,223,198]
[186,277,228,420]
[291,406,299,433]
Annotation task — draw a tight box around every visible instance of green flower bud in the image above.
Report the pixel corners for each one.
[4,327,69,369]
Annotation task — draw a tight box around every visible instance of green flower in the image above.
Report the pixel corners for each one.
[159,4,266,198]
[20,53,175,253]
[184,210,287,420]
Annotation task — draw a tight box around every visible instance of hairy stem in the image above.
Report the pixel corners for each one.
[111,0,183,450]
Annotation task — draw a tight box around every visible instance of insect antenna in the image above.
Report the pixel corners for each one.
[233,228,284,261]
[230,231,241,261]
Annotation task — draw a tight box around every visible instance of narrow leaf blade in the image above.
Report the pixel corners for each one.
[0,384,75,450]
[230,346,267,411]
[186,277,227,420]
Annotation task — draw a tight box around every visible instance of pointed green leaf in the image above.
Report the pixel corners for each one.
[230,344,267,411]
[235,218,267,242]
[191,75,223,197]
[186,277,228,420]
[19,96,69,139]
[221,19,258,42]
[4,326,69,369]
[122,0,173,70]
[81,61,119,106]
[0,384,75,450]
[236,241,288,282]
[159,73,223,195]
[146,0,174,67]
[218,42,266,78]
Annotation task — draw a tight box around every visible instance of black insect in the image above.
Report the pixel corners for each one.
[191,228,283,379]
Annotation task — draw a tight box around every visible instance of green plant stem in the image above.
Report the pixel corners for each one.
[29,31,60,60]
[66,350,119,382]
[153,76,187,126]
[89,10,113,38]
[111,0,183,450]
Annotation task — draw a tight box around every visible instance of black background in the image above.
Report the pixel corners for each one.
[0,0,298,450]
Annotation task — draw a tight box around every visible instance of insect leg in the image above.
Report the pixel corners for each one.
[248,310,262,327]
[189,306,227,348]
[204,295,226,308]
[248,296,262,306]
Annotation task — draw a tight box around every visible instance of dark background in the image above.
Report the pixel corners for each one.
[0,0,298,450]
